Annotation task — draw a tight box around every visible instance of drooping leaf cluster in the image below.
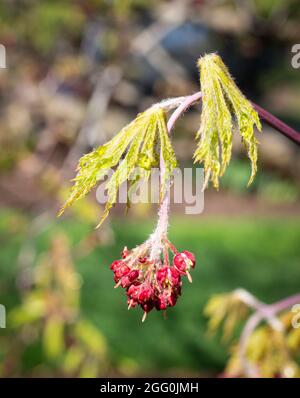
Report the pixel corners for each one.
[59,107,177,226]
[195,53,262,189]
[60,53,262,225]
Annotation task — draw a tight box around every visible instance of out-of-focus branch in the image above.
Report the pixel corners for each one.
[62,66,122,177]
[234,288,283,331]
[236,290,300,377]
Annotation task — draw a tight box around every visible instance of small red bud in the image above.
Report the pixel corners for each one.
[127,284,141,300]
[121,270,140,288]
[110,260,124,271]
[128,269,139,281]
[138,285,154,303]
[156,267,168,284]
[141,301,154,313]
[170,267,181,285]
[173,251,195,274]
[120,276,131,288]
[114,264,130,280]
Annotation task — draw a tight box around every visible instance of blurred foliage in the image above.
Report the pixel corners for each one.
[204,293,249,342]
[0,0,154,53]
[257,176,299,204]
[1,211,300,376]
[0,232,108,377]
[205,291,300,378]
[221,159,300,203]
[10,2,84,54]
[253,0,300,18]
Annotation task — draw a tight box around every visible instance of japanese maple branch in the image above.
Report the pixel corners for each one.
[149,92,202,259]
[150,89,299,258]
[160,92,203,231]
[159,91,300,145]
[251,102,300,145]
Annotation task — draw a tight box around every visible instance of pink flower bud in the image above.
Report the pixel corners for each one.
[170,267,181,285]
[114,264,130,280]
[127,284,141,300]
[121,270,139,288]
[138,285,154,303]
[173,251,195,273]
[128,269,139,281]
[156,267,168,284]
[110,260,124,271]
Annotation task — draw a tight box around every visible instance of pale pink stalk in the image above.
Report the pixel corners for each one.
[149,93,202,259]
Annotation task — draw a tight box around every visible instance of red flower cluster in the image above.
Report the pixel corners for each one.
[110,244,196,321]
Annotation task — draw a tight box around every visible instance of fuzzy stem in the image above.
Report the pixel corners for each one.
[166,92,202,131]
[162,92,300,145]
[149,93,202,259]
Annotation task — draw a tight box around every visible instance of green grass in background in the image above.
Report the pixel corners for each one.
[1,210,300,375]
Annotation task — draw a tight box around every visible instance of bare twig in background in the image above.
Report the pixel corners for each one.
[131,0,190,84]
[62,66,122,177]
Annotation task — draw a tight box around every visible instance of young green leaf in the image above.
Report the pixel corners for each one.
[59,106,177,227]
[195,53,262,189]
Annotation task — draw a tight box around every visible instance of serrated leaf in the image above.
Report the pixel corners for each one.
[59,109,154,216]
[195,53,262,189]
[99,120,148,226]
[60,106,177,227]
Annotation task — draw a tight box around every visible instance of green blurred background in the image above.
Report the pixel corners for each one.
[0,0,299,377]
